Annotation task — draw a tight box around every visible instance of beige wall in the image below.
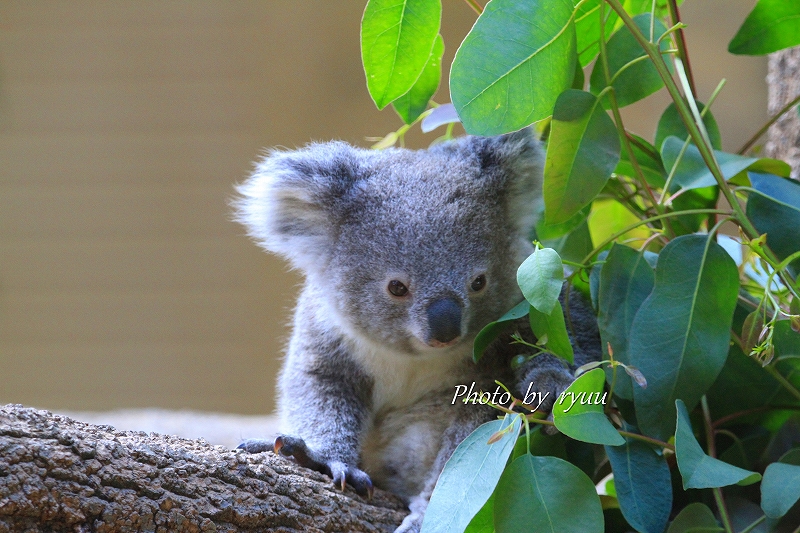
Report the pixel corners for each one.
[0,1,766,414]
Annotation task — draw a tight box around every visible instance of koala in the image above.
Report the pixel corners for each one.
[233,128,600,533]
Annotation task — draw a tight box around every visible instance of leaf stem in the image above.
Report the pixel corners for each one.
[701,396,734,533]
[598,1,664,226]
[617,429,675,452]
[737,92,800,155]
[604,0,760,242]
[764,365,800,402]
[738,515,766,533]
[579,208,731,265]
[712,404,800,429]
[700,394,733,533]
[666,0,696,96]
[462,0,483,15]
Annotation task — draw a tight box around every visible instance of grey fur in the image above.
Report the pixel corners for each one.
[234,129,600,532]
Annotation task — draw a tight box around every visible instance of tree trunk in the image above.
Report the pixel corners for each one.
[0,405,407,533]
[766,46,800,179]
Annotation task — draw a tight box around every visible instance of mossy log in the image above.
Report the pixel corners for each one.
[0,405,407,532]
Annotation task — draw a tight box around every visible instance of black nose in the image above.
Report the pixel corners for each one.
[427,298,462,344]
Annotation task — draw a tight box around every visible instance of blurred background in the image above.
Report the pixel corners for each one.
[0,1,767,442]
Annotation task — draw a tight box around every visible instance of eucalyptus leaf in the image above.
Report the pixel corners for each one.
[606,430,672,533]
[746,172,800,277]
[392,35,444,124]
[597,244,656,399]
[473,300,530,362]
[666,503,723,533]
[529,300,574,364]
[655,102,722,151]
[660,136,757,191]
[493,455,603,533]
[361,0,441,109]
[761,461,800,519]
[674,400,762,489]
[420,415,522,533]
[614,133,666,188]
[464,493,495,533]
[629,235,739,441]
[575,0,619,67]
[543,89,620,225]
[517,247,564,315]
[729,0,800,55]
[450,0,576,135]
[589,14,672,108]
[552,369,622,445]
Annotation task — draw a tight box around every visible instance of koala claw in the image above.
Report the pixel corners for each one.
[273,435,374,498]
[236,438,273,454]
[329,460,374,498]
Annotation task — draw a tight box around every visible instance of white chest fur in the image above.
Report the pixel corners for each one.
[348,336,470,414]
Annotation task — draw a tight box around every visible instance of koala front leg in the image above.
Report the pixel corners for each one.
[240,329,375,497]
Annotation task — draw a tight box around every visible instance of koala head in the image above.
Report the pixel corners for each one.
[234,129,543,356]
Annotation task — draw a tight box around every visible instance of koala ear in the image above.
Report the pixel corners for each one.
[466,127,545,240]
[233,142,362,271]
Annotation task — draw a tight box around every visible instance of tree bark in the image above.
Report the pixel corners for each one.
[0,404,407,533]
[766,46,800,179]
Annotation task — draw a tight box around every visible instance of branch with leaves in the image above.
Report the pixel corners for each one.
[358,0,800,531]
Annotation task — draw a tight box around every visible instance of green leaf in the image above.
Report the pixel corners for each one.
[615,134,666,188]
[464,493,495,533]
[421,415,522,533]
[655,102,722,151]
[674,400,762,489]
[589,14,672,108]
[761,461,800,519]
[516,426,568,460]
[392,34,444,124]
[666,503,723,533]
[741,309,766,356]
[706,342,799,420]
[660,136,757,191]
[361,0,441,109]
[473,300,530,362]
[493,455,603,533]
[606,431,672,533]
[517,247,564,315]
[537,205,591,241]
[629,235,739,441]
[450,0,576,135]
[575,0,619,67]
[543,89,620,224]
[746,172,800,277]
[670,185,719,236]
[728,0,800,55]
[552,369,622,445]
[596,244,656,399]
[529,300,574,363]
[542,220,593,265]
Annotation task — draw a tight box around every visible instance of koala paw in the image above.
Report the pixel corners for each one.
[272,435,374,498]
[517,360,579,435]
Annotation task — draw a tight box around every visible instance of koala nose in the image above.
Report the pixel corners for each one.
[426,298,462,345]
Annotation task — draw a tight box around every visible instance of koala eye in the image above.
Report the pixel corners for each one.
[470,274,487,292]
[388,279,409,297]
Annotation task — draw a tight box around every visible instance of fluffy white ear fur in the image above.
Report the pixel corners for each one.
[233,143,357,273]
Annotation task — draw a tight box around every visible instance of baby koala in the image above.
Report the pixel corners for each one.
[233,128,600,532]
